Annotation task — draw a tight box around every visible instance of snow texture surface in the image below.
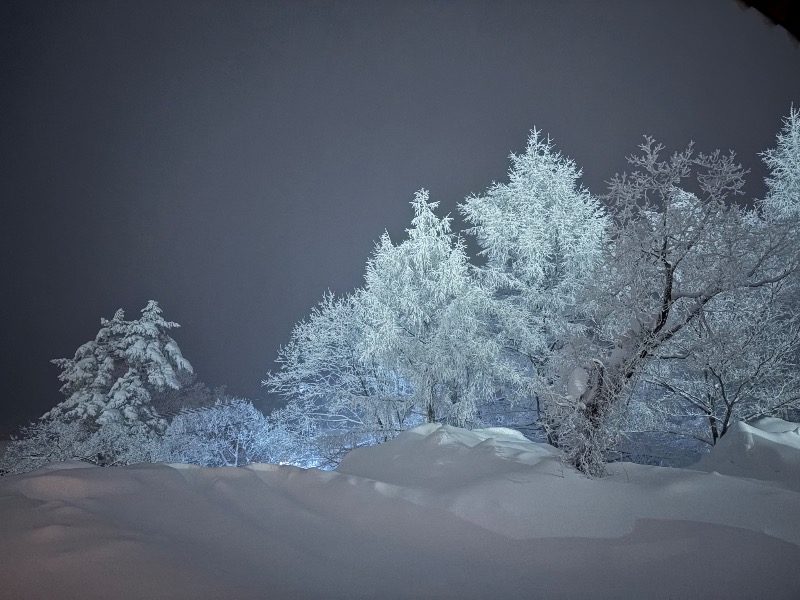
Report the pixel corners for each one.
[1,420,799,599]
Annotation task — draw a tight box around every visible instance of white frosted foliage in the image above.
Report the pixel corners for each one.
[460,129,608,295]
[360,190,504,427]
[45,300,192,433]
[761,106,800,220]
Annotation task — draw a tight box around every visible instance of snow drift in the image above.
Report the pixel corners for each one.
[692,417,800,491]
[1,420,799,599]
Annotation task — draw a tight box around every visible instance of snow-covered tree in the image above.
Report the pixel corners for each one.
[265,395,371,468]
[560,141,747,473]
[459,130,609,442]
[461,129,608,295]
[159,398,272,467]
[261,111,800,476]
[458,116,799,476]
[265,191,506,465]
[264,290,412,446]
[622,110,800,449]
[0,419,91,474]
[635,282,800,447]
[0,417,163,474]
[566,127,800,475]
[45,300,193,433]
[360,190,505,427]
[150,374,221,422]
[760,105,800,220]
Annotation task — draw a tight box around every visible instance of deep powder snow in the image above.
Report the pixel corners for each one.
[1,420,799,599]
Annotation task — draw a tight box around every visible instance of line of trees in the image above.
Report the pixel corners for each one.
[265,109,800,476]
[0,302,291,474]
[2,109,798,477]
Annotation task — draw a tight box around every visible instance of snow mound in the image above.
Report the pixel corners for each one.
[692,418,800,491]
[336,423,563,491]
[1,422,799,598]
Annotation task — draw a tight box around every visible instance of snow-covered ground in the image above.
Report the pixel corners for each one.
[1,420,799,599]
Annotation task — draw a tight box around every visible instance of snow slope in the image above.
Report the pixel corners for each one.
[1,421,799,599]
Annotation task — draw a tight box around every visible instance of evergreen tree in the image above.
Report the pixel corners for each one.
[265,191,505,466]
[45,300,193,433]
[760,106,800,220]
[459,130,609,443]
[361,190,503,426]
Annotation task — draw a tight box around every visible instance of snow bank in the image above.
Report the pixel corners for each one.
[692,417,800,491]
[336,424,561,491]
[1,423,799,598]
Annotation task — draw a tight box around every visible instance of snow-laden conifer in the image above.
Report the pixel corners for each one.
[265,191,506,465]
[760,106,800,220]
[360,190,504,427]
[459,131,609,445]
[46,300,192,433]
[461,129,608,294]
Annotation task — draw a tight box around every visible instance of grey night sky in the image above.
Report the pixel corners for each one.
[1,0,798,432]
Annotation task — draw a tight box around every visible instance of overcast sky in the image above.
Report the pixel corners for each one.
[1,0,798,431]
